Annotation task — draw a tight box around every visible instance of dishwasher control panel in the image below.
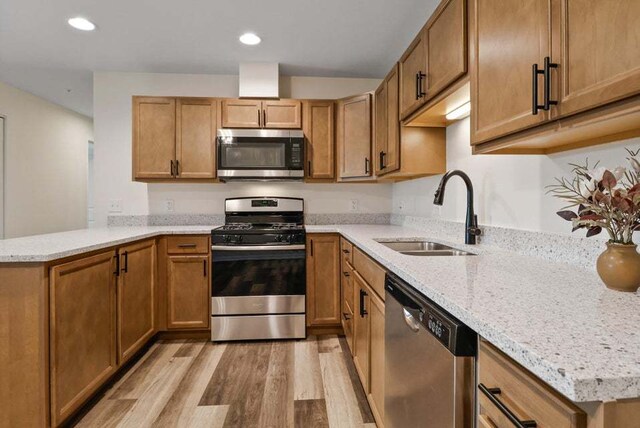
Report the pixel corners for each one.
[425,312,451,348]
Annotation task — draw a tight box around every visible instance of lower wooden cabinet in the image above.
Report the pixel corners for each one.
[49,250,118,427]
[306,233,341,327]
[353,273,371,391]
[478,340,586,428]
[368,289,385,424]
[117,240,156,363]
[167,254,211,329]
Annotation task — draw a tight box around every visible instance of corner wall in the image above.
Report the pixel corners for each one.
[0,81,93,238]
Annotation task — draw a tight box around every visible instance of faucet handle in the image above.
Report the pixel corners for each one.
[468,227,482,236]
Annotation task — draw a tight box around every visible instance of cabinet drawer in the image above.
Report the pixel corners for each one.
[340,238,353,265]
[167,236,209,254]
[353,247,386,300]
[478,341,586,428]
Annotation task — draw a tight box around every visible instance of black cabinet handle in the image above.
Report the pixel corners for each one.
[342,249,350,254]
[543,56,558,111]
[343,312,351,321]
[532,63,545,115]
[364,158,370,175]
[175,160,180,176]
[308,160,312,176]
[170,160,175,177]
[310,239,313,256]
[379,151,386,170]
[121,251,128,274]
[359,289,368,318]
[258,109,261,127]
[418,72,426,98]
[114,254,120,276]
[415,72,420,100]
[343,271,350,277]
[203,259,207,277]
[478,384,537,428]
[178,243,197,248]
[263,110,267,128]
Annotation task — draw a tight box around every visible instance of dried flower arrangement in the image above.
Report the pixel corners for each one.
[546,148,640,244]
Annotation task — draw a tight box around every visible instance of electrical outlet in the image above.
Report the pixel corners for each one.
[350,199,359,212]
[108,200,122,213]
[165,199,175,212]
[397,199,405,212]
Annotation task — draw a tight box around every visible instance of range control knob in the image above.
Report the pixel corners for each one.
[235,235,243,243]
[275,234,284,242]
[222,235,231,243]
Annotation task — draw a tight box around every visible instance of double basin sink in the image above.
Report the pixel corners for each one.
[377,240,475,257]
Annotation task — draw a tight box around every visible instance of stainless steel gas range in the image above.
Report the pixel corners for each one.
[210,197,306,341]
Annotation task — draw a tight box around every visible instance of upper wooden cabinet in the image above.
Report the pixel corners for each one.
[337,93,373,180]
[133,97,176,179]
[304,100,335,181]
[375,65,401,176]
[471,0,551,144]
[49,251,118,427]
[399,31,427,119]
[375,64,446,180]
[116,240,156,364]
[425,0,467,98]
[221,99,302,129]
[176,98,217,179]
[133,96,218,181]
[551,0,640,118]
[471,0,640,153]
[306,233,341,327]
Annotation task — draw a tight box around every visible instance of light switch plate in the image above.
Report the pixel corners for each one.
[108,200,122,213]
[165,199,175,212]
[350,199,359,212]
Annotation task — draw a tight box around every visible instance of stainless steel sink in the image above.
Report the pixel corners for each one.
[377,240,475,256]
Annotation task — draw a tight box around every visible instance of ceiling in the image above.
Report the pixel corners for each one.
[0,0,440,117]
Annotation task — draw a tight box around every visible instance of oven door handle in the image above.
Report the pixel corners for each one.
[211,244,306,251]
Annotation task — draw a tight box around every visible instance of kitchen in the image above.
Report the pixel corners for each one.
[1,0,640,427]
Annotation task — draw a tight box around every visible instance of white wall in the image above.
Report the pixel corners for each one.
[0,81,93,238]
[392,117,640,235]
[93,71,389,227]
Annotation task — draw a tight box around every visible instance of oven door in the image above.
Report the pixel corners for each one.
[216,131,304,178]
[211,245,306,315]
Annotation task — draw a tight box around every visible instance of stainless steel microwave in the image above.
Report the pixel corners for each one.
[216,129,305,181]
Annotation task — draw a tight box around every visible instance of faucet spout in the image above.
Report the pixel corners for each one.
[433,170,481,245]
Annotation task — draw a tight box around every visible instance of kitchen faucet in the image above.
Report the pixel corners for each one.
[433,170,482,244]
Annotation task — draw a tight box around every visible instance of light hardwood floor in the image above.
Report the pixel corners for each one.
[74,335,376,428]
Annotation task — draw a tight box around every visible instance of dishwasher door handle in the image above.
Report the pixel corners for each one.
[403,308,421,332]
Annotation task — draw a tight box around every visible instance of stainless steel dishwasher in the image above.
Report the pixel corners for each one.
[385,272,477,428]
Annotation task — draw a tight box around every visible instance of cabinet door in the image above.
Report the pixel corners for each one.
[221,99,261,128]
[341,263,355,352]
[385,65,401,174]
[471,0,551,144]
[306,234,341,326]
[263,99,302,129]
[167,255,211,329]
[50,251,117,427]
[176,98,217,179]
[304,101,335,180]
[133,97,176,179]
[368,290,385,426]
[338,94,372,179]
[117,240,156,363]
[353,274,370,391]
[426,0,467,99]
[399,32,427,119]
[374,81,387,176]
[552,0,640,118]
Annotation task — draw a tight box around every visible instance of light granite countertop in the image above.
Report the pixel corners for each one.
[0,226,221,262]
[1,224,639,403]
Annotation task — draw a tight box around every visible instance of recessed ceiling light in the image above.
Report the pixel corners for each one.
[445,101,471,121]
[68,17,96,31]
[239,33,261,46]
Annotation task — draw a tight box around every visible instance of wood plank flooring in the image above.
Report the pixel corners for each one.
[75,335,376,428]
